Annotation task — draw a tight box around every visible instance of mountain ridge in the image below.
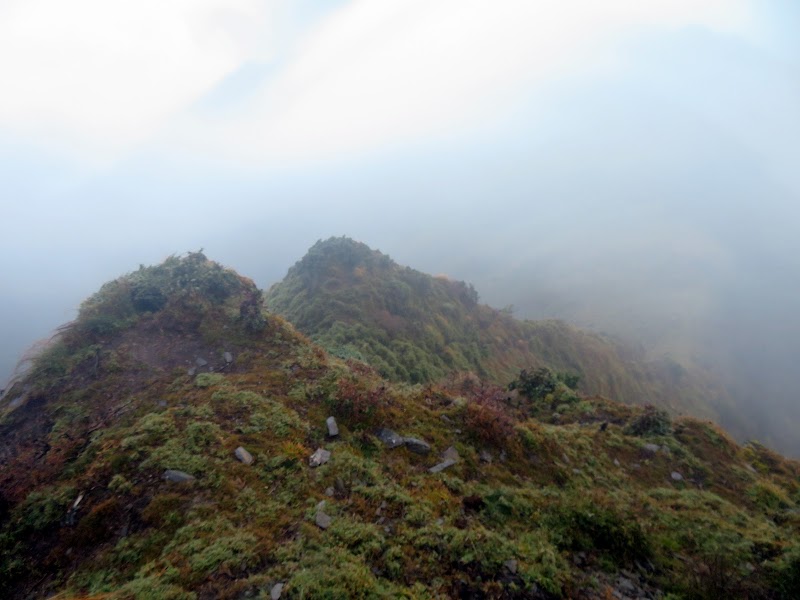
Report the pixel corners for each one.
[1,248,798,599]
[266,237,738,432]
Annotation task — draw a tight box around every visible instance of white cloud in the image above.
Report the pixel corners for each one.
[0,0,753,162]
[0,0,276,153]
[199,0,753,164]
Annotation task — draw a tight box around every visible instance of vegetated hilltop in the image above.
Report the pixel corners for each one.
[265,237,733,426]
[1,251,799,600]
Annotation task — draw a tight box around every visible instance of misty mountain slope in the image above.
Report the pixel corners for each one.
[265,237,731,423]
[2,252,799,599]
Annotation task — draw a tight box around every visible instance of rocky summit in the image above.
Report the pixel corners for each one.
[0,248,799,599]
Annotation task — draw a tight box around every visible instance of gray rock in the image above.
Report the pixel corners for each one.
[442,446,460,462]
[157,399,167,407]
[315,510,332,529]
[163,469,195,483]
[504,559,518,574]
[643,443,660,454]
[195,357,208,367]
[377,428,404,448]
[235,446,253,465]
[309,447,331,467]
[671,471,684,481]
[429,458,458,473]
[224,351,233,363]
[403,437,432,455]
[187,367,196,376]
[326,416,339,437]
[617,576,637,594]
[613,458,621,467]
[270,582,284,600]
[325,487,335,497]
[479,450,493,463]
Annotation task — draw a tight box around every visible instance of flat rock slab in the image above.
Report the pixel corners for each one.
[403,437,432,455]
[671,471,684,481]
[309,448,331,467]
[326,416,339,437]
[235,446,253,465]
[377,428,405,448]
[163,469,195,483]
[428,458,458,473]
[195,357,208,367]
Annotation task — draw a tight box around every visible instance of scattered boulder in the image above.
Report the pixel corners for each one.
[270,582,284,600]
[187,367,196,377]
[403,437,431,455]
[223,351,233,364]
[429,459,457,474]
[671,471,684,481]
[613,458,621,467]
[325,487,334,497]
[442,446,459,462]
[504,559,518,575]
[195,357,208,367]
[235,447,254,465]
[377,428,405,448]
[643,443,661,454]
[163,469,195,483]
[309,448,331,467]
[326,416,339,437]
[315,509,332,529]
[479,450,493,464]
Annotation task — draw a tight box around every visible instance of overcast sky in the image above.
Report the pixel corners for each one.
[1,0,799,450]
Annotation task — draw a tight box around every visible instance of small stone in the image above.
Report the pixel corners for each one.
[157,399,167,407]
[643,443,660,454]
[325,487,335,497]
[572,468,583,474]
[195,357,208,367]
[235,447,253,465]
[442,446,460,462]
[223,351,233,363]
[315,510,332,529]
[377,428,404,448]
[403,437,432,455]
[504,559,518,574]
[270,582,284,600]
[309,448,331,467]
[744,463,757,473]
[661,445,671,454]
[479,450,493,463]
[562,453,571,464]
[187,367,196,376]
[326,416,339,437]
[435,518,444,526]
[671,471,684,481]
[613,458,621,467]
[429,459,458,473]
[617,576,637,594]
[163,469,195,483]
[316,500,327,511]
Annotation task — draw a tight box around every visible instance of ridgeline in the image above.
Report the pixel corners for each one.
[0,248,798,599]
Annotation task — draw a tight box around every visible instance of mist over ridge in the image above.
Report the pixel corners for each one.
[2,3,799,456]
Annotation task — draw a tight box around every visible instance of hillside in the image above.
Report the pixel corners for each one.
[265,237,734,428]
[1,251,799,599]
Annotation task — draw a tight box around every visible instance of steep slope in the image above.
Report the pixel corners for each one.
[1,252,799,599]
[265,237,732,425]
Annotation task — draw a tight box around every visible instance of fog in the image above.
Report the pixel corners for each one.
[1,1,799,454]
